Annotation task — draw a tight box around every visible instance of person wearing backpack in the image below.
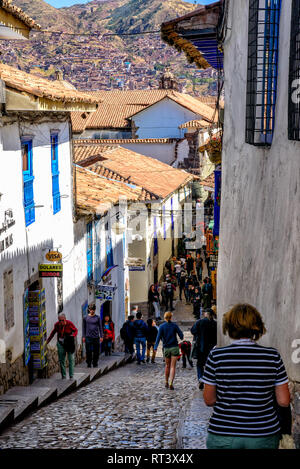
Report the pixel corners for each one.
[146,318,158,363]
[202,278,213,309]
[120,315,135,357]
[165,276,176,311]
[191,309,217,389]
[133,311,148,364]
[102,314,115,356]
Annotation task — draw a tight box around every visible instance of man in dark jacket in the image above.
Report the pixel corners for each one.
[165,277,176,311]
[191,310,217,389]
[120,315,135,357]
[133,311,148,364]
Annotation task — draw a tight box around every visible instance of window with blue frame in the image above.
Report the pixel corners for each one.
[106,236,114,268]
[171,197,174,232]
[22,139,35,226]
[163,205,167,240]
[87,222,93,282]
[51,133,61,214]
[154,216,158,256]
[95,219,101,285]
[246,0,282,146]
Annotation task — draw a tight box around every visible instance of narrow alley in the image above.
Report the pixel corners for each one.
[0,299,211,450]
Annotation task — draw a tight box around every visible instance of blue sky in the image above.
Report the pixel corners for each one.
[46,0,216,10]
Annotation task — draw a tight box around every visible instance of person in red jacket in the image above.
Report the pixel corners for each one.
[47,313,78,379]
[102,315,115,356]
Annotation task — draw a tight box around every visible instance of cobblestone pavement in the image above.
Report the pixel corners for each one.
[0,356,209,449]
[177,390,212,449]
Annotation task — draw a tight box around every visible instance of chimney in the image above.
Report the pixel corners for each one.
[55,69,63,81]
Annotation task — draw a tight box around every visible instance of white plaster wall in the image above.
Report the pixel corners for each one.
[132,98,201,139]
[0,118,76,361]
[218,0,300,381]
[120,142,177,165]
[173,139,189,168]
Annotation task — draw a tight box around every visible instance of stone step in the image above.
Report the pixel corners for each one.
[0,404,15,431]
[6,385,56,408]
[0,391,39,421]
[74,366,101,382]
[72,372,90,389]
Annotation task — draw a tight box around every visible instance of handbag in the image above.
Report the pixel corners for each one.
[63,334,75,353]
[274,401,292,436]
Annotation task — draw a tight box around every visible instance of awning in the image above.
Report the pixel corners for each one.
[161,1,224,71]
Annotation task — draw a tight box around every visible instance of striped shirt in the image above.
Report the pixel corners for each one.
[202,340,289,437]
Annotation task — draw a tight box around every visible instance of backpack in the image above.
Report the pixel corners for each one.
[120,322,127,341]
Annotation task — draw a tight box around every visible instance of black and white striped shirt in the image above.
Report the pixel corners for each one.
[202,339,289,437]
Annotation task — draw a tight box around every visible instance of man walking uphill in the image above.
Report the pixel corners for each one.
[83,304,103,368]
[47,313,78,379]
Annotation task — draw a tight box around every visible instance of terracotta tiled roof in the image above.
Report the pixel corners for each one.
[71,89,216,133]
[75,165,144,215]
[74,144,115,165]
[74,138,178,145]
[73,141,194,200]
[196,96,224,110]
[1,0,41,30]
[200,173,215,189]
[0,63,99,104]
[179,120,211,129]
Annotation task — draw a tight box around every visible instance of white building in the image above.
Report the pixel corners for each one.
[0,63,97,392]
[71,89,216,167]
[73,141,194,314]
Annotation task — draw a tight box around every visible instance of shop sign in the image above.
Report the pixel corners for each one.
[129,265,145,271]
[39,264,63,278]
[209,253,218,268]
[0,209,15,253]
[95,284,117,301]
[45,251,62,262]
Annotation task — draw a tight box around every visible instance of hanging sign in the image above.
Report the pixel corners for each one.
[95,285,117,301]
[45,251,62,262]
[129,265,145,271]
[39,264,63,278]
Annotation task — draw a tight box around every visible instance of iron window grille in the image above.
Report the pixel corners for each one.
[246,0,282,146]
[87,222,93,282]
[289,0,300,140]
[50,134,61,214]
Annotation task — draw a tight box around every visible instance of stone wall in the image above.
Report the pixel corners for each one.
[0,344,86,395]
[0,351,29,396]
[291,381,300,449]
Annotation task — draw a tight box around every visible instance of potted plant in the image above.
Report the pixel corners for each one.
[199,134,222,165]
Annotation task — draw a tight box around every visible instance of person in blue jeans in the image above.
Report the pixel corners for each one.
[133,311,148,364]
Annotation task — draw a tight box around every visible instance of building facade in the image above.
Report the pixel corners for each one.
[218,0,300,447]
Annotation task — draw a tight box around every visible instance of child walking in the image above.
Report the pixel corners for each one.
[102,315,115,356]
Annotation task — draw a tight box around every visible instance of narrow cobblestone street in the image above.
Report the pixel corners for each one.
[0,297,211,449]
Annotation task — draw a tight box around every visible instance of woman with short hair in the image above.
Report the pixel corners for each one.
[154,311,184,390]
[202,303,290,449]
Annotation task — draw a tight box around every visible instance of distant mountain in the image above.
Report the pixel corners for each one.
[6,0,217,96]
[105,0,196,34]
[13,0,78,31]
[14,0,197,33]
